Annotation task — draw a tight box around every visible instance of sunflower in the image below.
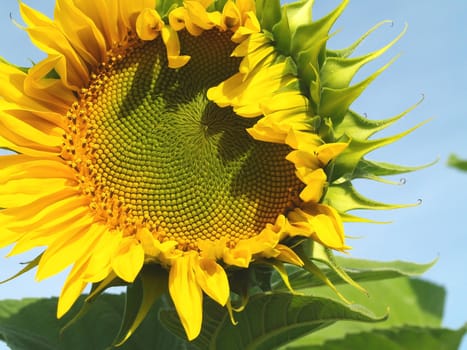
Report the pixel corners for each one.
[0,0,417,342]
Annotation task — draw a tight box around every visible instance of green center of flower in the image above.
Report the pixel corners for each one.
[68,30,302,250]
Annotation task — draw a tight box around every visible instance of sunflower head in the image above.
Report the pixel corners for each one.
[0,0,421,342]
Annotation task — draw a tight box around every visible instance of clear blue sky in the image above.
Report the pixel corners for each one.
[0,1,466,349]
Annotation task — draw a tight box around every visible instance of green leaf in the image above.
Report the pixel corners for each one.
[161,293,384,350]
[448,154,467,171]
[280,277,446,348]
[272,256,435,291]
[0,299,57,350]
[0,294,188,350]
[313,278,444,327]
[284,325,467,350]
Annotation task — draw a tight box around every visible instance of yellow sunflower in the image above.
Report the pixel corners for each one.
[0,0,417,342]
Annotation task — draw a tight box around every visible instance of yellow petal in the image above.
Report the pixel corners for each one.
[0,62,67,112]
[296,168,327,203]
[0,98,66,128]
[0,177,75,208]
[119,0,156,30]
[185,1,216,30]
[24,57,77,109]
[0,155,73,184]
[0,189,79,249]
[221,1,241,30]
[285,129,323,150]
[82,229,121,282]
[0,109,62,153]
[111,237,144,282]
[238,43,275,76]
[194,257,229,306]
[286,149,321,170]
[0,226,23,251]
[136,8,164,41]
[137,228,178,259]
[168,7,187,31]
[207,72,244,108]
[316,143,348,165]
[6,193,87,237]
[231,32,271,57]
[223,245,252,267]
[55,0,107,67]
[230,13,260,43]
[287,205,348,251]
[168,253,203,341]
[237,0,256,15]
[0,187,78,225]
[35,214,99,281]
[208,63,292,117]
[21,15,90,89]
[57,260,89,318]
[72,0,120,49]
[19,1,53,27]
[247,91,310,144]
[275,244,304,266]
[161,26,191,69]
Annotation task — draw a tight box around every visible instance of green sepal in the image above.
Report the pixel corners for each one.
[112,265,168,347]
[319,55,398,123]
[255,0,282,32]
[308,62,321,108]
[324,181,418,216]
[448,154,467,172]
[228,268,251,302]
[0,56,29,74]
[250,264,274,293]
[291,0,348,84]
[333,100,421,142]
[271,257,436,292]
[0,254,42,284]
[211,0,229,12]
[272,7,292,55]
[256,259,297,294]
[331,120,428,182]
[59,298,94,338]
[157,0,183,19]
[272,0,317,56]
[352,158,437,185]
[60,273,125,336]
[283,0,314,35]
[321,25,406,90]
[338,212,388,224]
[295,244,350,304]
[310,243,367,295]
[86,272,123,302]
[327,20,396,59]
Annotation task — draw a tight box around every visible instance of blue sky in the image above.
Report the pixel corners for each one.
[0,0,466,349]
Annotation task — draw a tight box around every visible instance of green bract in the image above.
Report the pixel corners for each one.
[255,0,428,223]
